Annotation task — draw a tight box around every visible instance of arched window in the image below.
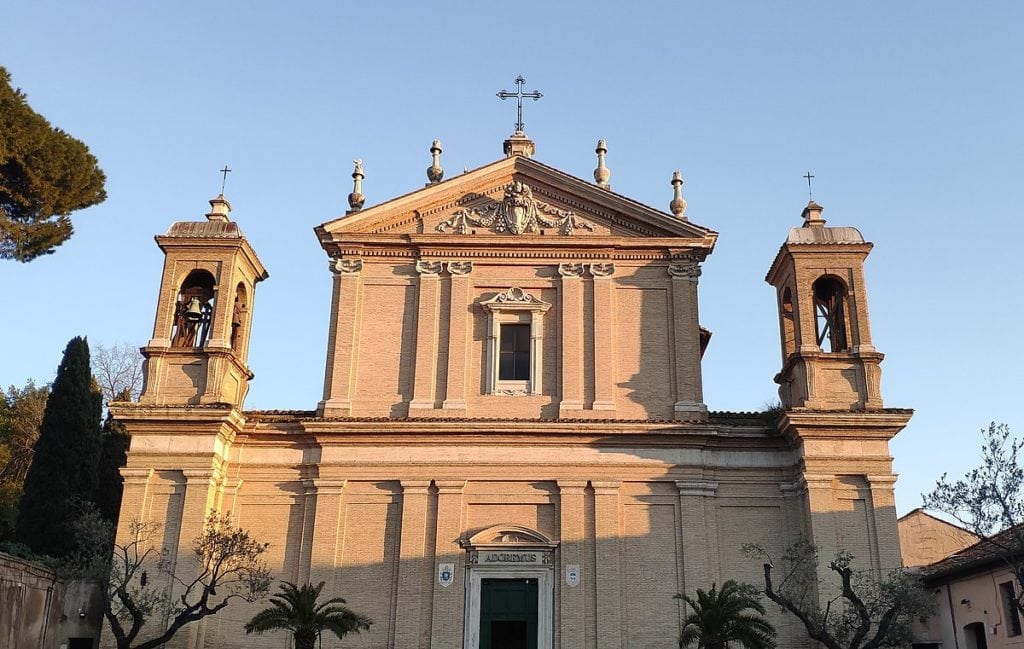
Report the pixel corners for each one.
[170,270,214,348]
[812,276,848,352]
[780,286,796,358]
[230,283,248,353]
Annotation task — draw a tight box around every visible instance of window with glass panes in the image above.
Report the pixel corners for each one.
[499,324,531,381]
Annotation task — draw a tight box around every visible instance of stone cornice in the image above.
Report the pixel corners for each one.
[155,233,269,282]
[779,408,913,442]
[765,240,873,285]
[320,234,715,262]
[110,402,246,438]
[231,422,792,456]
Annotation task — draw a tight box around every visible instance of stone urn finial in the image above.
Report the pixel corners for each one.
[593,139,611,189]
[669,171,687,219]
[348,159,365,213]
[426,139,444,185]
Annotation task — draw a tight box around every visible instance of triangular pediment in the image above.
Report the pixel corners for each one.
[317,156,716,244]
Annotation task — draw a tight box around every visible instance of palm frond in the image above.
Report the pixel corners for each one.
[245,581,372,644]
[244,608,293,635]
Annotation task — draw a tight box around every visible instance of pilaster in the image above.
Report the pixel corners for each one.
[668,259,707,419]
[430,480,467,649]
[394,480,433,649]
[410,261,443,414]
[849,264,875,351]
[590,264,616,412]
[866,474,902,572]
[308,480,347,594]
[676,480,719,599]
[559,264,585,416]
[558,480,587,649]
[296,479,317,584]
[171,468,221,649]
[319,258,363,416]
[801,473,840,591]
[592,480,622,649]
[442,261,473,412]
[116,468,154,535]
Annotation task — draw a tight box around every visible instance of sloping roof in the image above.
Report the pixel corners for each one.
[165,220,241,238]
[923,523,1024,582]
[898,508,981,567]
[786,225,865,244]
[898,507,972,528]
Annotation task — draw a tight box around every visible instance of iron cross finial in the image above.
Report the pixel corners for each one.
[803,171,815,201]
[220,165,232,194]
[496,75,543,133]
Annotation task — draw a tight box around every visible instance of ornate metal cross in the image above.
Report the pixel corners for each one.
[803,171,815,200]
[496,75,543,133]
[220,165,232,194]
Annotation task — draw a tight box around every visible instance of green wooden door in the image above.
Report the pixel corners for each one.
[479,578,538,649]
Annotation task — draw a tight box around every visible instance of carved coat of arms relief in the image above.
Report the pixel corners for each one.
[436,181,595,236]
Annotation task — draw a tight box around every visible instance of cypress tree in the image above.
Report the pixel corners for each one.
[95,388,131,525]
[15,336,102,556]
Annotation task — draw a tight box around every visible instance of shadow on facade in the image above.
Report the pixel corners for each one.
[121,454,901,649]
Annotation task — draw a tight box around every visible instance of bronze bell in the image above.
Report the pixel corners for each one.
[183,297,204,321]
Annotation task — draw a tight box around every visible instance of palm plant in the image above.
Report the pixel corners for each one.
[676,580,776,649]
[244,581,372,649]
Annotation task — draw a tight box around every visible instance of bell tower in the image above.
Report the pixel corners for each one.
[766,200,911,577]
[766,201,884,410]
[138,194,269,407]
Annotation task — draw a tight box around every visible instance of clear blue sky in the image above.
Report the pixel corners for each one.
[3,2,1022,515]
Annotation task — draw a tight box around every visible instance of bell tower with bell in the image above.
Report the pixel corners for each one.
[138,194,269,407]
[766,199,911,576]
[766,200,886,410]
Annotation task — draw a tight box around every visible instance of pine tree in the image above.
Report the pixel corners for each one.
[15,337,102,556]
[0,66,107,261]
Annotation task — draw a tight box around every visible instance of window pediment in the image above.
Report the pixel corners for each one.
[463,524,556,550]
[480,287,551,313]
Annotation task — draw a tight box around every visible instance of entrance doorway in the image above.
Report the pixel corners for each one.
[480,578,538,649]
[964,622,988,649]
[461,524,555,649]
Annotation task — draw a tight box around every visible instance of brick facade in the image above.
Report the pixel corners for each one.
[110,137,909,649]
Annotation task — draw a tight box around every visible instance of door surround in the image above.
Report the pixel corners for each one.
[461,525,556,649]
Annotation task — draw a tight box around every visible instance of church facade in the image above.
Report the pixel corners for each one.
[111,131,910,649]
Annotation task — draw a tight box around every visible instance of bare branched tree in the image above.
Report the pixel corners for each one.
[744,540,932,649]
[924,422,1024,614]
[67,508,272,649]
[91,342,143,404]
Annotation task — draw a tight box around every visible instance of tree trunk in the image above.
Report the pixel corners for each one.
[294,629,318,649]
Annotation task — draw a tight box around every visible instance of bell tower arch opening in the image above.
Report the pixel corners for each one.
[779,286,796,359]
[812,275,849,352]
[171,269,215,348]
[230,282,249,356]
